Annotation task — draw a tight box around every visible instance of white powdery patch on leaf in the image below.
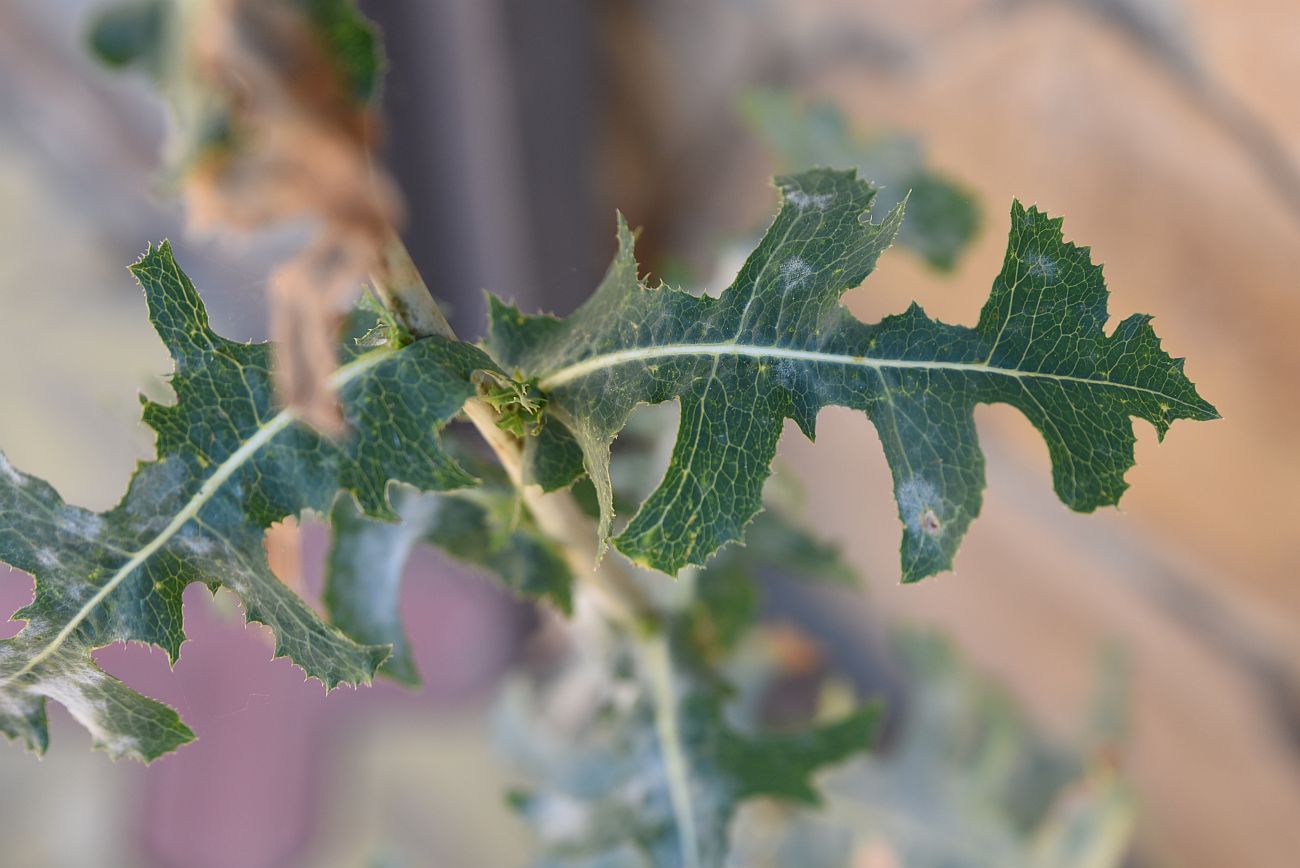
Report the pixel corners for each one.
[896,476,944,540]
[0,453,24,487]
[31,672,113,739]
[177,526,215,557]
[19,617,48,636]
[780,257,813,290]
[786,190,834,211]
[1025,252,1058,278]
[62,586,89,606]
[0,642,21,666]
[57,507,103,541]
[532,793,593,843]
[0,687,35,720]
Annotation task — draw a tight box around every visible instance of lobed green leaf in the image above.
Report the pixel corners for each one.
[486,169,1217,581]
[497,633,879,868]
[0,243,495,759]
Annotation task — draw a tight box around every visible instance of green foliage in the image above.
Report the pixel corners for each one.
[87,0,383,169]
[326,470,573,686]
[90,0,382,101]
[486,169,1216,581]
[479,371,550,438]
[729,633,1136,868]
[497,630,880,868]
[744,92,980,270]
[0,243,494,759]
[2,10,1216,868]
[88,0,170,72]
[0,169,1214,801]
[293,0,385,102]
[687,508,857,658]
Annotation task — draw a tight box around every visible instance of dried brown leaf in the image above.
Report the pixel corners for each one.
[181,0,401,427]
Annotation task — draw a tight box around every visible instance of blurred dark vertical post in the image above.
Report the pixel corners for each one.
[362,0,609,334]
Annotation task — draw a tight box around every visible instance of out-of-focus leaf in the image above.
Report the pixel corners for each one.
[326,477,573,685]
[743,92,979,270]
[687,509,857,659]
[293,0,384,102]
[495,632,879,868]
[727,631,1136,868]
[88,0,170,71]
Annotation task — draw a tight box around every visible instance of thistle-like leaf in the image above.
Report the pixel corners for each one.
[496,635,879,868]
[0,243,495,760]
[485,169,1217,580]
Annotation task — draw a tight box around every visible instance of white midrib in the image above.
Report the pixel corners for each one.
[2,346,397,688]
[537,342,1197,409]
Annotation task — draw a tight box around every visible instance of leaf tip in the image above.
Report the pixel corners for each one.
[129,238,175,275]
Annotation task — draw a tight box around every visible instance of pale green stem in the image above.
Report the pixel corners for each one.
[642,631,702,868]
[372,233,656,625]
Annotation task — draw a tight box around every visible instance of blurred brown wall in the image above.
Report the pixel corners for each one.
[597,1,1300,866]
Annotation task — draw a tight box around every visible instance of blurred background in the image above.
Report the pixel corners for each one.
[1,0,1298,866]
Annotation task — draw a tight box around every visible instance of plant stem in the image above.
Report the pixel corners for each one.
[642,631,702,868]
[377,235,702,865]
[370,233,656,627]
[373,235,457,340]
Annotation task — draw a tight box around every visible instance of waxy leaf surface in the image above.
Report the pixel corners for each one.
[486,169,1217,580]
[0,243,493,759]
